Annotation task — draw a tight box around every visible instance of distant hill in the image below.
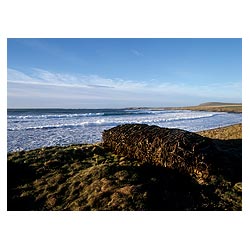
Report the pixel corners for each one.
[130,102,242,113]
[198,102,242,106]
[162,102,242,113]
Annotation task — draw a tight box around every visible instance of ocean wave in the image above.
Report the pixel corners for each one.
[8,123,82,131]
[7,109,172,120]
[7,113,105,120]
[7,113,219,131]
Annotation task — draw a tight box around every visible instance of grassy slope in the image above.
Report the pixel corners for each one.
[197,124,242,140]
[8,144,204,211]
[8,123,242,211]
[167,103,242,113]
[198,102,242,106]
[130,102,242,113]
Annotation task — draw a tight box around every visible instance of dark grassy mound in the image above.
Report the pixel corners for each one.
[8,124,242,211]
[8,144,205,211]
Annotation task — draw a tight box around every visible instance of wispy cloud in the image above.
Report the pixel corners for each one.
[131,49,143,57]
[8,68,148,90]
[7,68,242,108]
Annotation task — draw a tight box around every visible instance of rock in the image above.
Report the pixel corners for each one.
[103,124,220,184]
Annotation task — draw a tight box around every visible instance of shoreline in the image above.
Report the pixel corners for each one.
[7,123,242,211]
[8,103,242,114]
[7,122,242,154]
[129,103,242,113]
[164,105,242,113]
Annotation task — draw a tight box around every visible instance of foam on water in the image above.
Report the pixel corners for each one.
[7,108,242,152]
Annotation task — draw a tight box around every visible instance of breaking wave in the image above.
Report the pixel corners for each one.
[8,113,219,131]
[7,112,105,120]
[7,108,242,152]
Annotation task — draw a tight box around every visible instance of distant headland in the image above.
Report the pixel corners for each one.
[128,102,242,113]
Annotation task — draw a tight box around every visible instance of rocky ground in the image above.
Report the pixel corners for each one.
[7,124,242,211]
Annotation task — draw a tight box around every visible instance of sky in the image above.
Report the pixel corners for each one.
[7,38,242,108]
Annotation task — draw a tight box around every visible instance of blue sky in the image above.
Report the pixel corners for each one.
[7,38,242,108]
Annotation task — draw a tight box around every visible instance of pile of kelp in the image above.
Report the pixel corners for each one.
[103,124,242,210]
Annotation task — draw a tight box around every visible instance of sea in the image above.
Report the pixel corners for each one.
[7,108,242,152]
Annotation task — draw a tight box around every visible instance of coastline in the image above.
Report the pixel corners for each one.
[132,103,242,113]
[165,105,242,113]
[7,123,242,211]
[7,106,242,153]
